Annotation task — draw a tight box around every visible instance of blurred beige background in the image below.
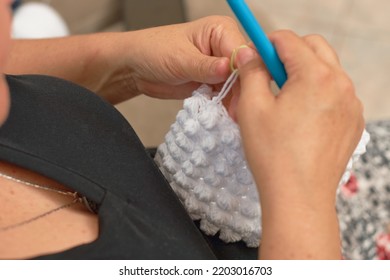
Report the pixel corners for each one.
[22,0,390,147]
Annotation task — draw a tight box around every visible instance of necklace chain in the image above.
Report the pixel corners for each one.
[0,171,83,232]
[0,172,79,197]
[0,198,81,232]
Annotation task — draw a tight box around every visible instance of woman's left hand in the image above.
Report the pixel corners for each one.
[110,16,246,101]
[6,16,246,103]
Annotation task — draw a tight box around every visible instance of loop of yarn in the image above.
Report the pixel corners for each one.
[155,71,370,247]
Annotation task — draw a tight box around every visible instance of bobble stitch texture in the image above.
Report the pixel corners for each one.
[155,71,370,247]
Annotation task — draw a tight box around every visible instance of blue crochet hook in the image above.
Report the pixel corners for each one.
[227,0,287,88]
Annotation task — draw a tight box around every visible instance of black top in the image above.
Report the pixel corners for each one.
[0,75,257,260]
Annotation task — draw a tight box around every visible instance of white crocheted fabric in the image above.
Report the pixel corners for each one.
[155,72,370,247]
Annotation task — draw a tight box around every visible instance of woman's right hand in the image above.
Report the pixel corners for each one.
[232,30,365,259]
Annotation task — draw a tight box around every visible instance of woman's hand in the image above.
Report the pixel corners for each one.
[232,31,365,259]
[113,16,246,101]
[235,31,364,201]
[6,16,246,104]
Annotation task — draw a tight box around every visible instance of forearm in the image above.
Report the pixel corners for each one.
[259,197,342,259]
[256,172,342,260]
[5,32,137,104]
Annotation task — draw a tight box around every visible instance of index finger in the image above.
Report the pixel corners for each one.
[269,30,321,77]
[209,17,248,58]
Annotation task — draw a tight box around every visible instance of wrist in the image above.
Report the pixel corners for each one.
[253,169,338,210]
[84,32,141,104]
[260,204,342,259]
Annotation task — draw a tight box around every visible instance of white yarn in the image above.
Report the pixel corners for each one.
[155,71,370,247]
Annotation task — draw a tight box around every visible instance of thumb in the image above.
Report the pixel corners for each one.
[236,47,274,108]
[185,53,230,84]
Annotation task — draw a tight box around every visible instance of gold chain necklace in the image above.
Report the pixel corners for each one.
[0,172,87,232]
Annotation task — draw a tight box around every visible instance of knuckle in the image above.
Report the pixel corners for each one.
[304,34,328,45]
[338,74,355,95]
[311,64,333,84]
[221,15,238,26]
[204,15,238,27]
[268,29,297,43]
[272,29,297,39]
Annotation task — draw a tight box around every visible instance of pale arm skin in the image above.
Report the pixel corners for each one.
[232,31,365,259]
[5,16,246,104]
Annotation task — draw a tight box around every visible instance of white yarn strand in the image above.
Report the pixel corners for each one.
[213,70,239,103]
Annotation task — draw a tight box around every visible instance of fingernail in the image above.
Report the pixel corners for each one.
[237,47,257,67]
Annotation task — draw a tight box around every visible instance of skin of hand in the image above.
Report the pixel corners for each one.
[5,16,246,104]
[231,31,365,259]
[0,0,11,125]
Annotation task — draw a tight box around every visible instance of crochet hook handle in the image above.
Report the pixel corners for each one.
[227,0,287,88]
